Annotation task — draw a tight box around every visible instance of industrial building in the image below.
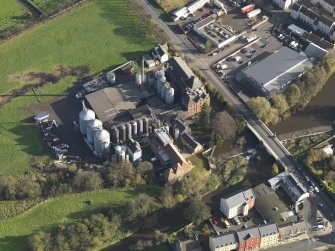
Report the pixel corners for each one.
[167,57,210,117]
[241,47,312,96]
[144,43,169,68]
[220,188,255,219]
[172,0,210,21]
[126,137,142,162]
[272,0,297,10]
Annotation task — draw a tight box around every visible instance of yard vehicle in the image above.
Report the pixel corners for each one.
[222,218,231,228]
[246,35,257,43]
[240,48,247,53]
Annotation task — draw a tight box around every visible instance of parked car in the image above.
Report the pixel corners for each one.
[212,218,218,225]
[240,48,247,53]
[234,216,241,225]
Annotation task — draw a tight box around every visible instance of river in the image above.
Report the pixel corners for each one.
[271,73,335,135]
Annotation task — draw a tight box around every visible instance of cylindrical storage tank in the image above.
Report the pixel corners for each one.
[126,123,132,139]
[137,118,143,135]
[115,145,122,155]
[143,117,149,134]
[125,154,130,163]
[79,109,95,135]
[94,129,110,155]
[107,71,116,85]
[119,124,126,142]
[136,73,142,86]
[111,126,120,144]
[119,150,126,162]
[160,82,168,99]
[155,70,164,80]
[173,127,180,139]
[131,121,138,137]
[165,87,174,105]
[156,80,163,94]
[86,119,102,144]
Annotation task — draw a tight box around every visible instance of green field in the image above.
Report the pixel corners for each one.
[0,1,28,32]
[0,187,160,251]
[0,0,154,174]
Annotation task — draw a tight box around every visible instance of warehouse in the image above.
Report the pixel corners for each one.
[241,47,312,96]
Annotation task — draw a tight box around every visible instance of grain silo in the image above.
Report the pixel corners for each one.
[114,145,122,155]
[79,107,95,135]
[106,71,116,85]
[94,129,110,155]
[119,124,127,142]
[86,119,103,144]
[111,126,120,144]
[119,150,126,162]
[173,127,180,139]
[126,122,132,139]
[143,117,149,134]
[136,73,142,86]
[131,121,138,137]
[137,118,143,136]
[160,81,169,99]
[165,87,174,105]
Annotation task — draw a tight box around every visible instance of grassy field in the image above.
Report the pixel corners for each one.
[156,0,190,12]
[0,1,27,32]
[0,187,160,251]
[0,0,154,175]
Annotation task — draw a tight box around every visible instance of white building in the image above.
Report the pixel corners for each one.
[272,0,297,10]
[291,4,335,39]
[172,0,210,21]
[152,43,169,63]
[220,189,255,219]
[126,138,142,162]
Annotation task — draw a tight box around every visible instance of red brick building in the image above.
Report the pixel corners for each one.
[237,228,261,251]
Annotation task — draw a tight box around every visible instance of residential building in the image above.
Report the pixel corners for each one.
[290,4,335,39]
[220,189,255,219]
[176,239,202,251]
[241,47,312,96]
[272,0,297,10]
[209,224,279,251]
[310,0,335,17]
[126,137,142,162]
[302,31,335,50]
[278,221,308,241]
[167,57,210,117]
[258,223,279,248]
[237,227,261,251]
[209,232,238,251]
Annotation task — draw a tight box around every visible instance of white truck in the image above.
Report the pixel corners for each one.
[247,8,261,18]
[246,35,258,43]
[213,0,224,9]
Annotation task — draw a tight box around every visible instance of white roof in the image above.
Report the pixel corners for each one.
[288,24,306,37]
[173,7,188,17]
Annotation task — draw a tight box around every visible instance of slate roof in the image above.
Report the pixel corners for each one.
[210,232,238,248]
[237,227,261,241]
[258,223,279,237]
[222,188,255,208]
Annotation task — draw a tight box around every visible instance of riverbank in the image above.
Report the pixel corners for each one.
[272,73,335,135]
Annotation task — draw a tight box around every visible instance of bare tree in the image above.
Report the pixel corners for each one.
[211,111,236,140]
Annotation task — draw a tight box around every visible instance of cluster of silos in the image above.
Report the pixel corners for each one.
[79,105,110,156]
[154,70,174,105]
[106,71,116,85]
[110,117,150,144]
[114,145,129,162]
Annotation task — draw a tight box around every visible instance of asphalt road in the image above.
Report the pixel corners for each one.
[139,0,335,248]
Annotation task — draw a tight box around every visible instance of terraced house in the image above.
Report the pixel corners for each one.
[310,0,335,17]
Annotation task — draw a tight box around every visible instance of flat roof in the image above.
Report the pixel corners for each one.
[253,183,294,226]
[242,47,311,93]
[85,82,144,122]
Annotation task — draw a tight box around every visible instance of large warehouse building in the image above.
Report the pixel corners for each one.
[242,47,312,96]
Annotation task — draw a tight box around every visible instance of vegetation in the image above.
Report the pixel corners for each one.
[249,53,335,125]
[183,199,211,226]
[155,0,189,12]
[0,0,154,175]
[0,2,29,35]
[219,156,248,185]
[0,187,159,251]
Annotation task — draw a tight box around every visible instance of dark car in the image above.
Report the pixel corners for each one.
[240,48,247,53]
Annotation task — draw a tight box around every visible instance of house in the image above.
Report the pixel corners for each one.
[126,137,142,162]
[258,223,279,248]
[176,239,202,251]
[220,189,255,219]
[180,132,203,154]
[278,221,308,241]
[152,43,169,63]
[209,232,238,251]
[237,227,261,251]
[290,4,335,39]
[272,0,297,10]
[310,0,335,17]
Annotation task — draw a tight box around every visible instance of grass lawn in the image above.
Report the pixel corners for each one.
[187,154,209,171]
[0,187,160,251]
[0,2,22,19]
[0,1,27,32]
[0,0,154,175]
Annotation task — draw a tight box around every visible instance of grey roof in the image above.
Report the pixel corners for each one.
[242,47,310,93]
[303,32,334,50]
[181,132,200,150]
[176,239,202,251]
[154,128,173,146]
[258,223,278,237]
[304,43,328,59]
[210,232,238,248]
[155,43,168,57]
[237,227,261,241]
[126,138,141,153]
[194,16,216,30]
[222,188,255,208]
[291,3,301,12]
[278,221,308,238]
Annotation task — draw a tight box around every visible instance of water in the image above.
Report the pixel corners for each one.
[271,73,335,135]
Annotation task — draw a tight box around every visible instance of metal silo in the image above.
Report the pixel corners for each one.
[86,119,103,144]
[173,127,180,139]
[94,129,110,155]
[160,82,169,99]
[126,122,132,139]
[119,124,126,142]
[137,118,143,135]
[143,117,149,134]
[136,73,142,86]
[107,71,116,85]
[119,150,126,162]
[79,109,95,135]
[111,126,120,144]
[131,121,138,137]
[115,145,122,155]
[165,87,174,105]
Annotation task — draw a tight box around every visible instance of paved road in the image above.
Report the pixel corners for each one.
[140,0,335,247]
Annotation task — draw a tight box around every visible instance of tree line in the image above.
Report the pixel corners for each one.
[249,53,335,125]
[0,161,155,201]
